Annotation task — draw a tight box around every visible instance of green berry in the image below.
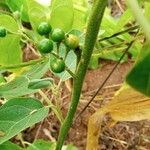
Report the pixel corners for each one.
[37,22,52,36]
[51,28,65,42]
[50,58,65,73]
[37,39,53,54]
[0,26,7,37]
[65,34,79,49]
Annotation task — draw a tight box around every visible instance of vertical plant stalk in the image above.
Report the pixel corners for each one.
[126,0,150,42]
[55,0,108,150]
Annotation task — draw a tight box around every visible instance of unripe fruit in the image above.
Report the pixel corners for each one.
[37,22,52,36]
[65,34,79,49]
[51,28,65,42]
[50,58,65,73]
[37,39,53,54]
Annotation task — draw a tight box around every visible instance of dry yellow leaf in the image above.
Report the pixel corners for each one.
[86,84,150,150]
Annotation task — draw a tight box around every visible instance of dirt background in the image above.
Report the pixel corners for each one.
[12,0,150,149]
[16,60,150,150]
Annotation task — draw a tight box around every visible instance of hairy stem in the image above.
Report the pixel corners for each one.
[55,0,108,149]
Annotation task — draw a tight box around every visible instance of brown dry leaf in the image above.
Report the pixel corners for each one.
[86,84,150,150]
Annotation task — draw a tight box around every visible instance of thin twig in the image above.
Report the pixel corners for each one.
[98,25,139,42]
[75,40,135,120]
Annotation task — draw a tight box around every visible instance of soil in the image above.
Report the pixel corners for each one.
[18,60,150,150]
[14,1,150,149]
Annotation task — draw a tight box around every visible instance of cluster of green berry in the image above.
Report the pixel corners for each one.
[36,22,80,73]
[0,22,80,74]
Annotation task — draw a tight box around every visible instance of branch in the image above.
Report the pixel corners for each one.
[55,0,108,150]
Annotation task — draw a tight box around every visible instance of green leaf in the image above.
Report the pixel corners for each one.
[27,0,49,33]
[0,34,22,66]
[26,139,78,150]
[26,140,55,150]
[6,0,23,12]
[144,2,150,22]
[0,74,6,84]
[126,43,150,96]
[0,97,49,144]
[0,14,19,32]
[21,0,29,22]
[0,141,23,150]
[115,9,133,32]
[88,55,99,70]
[0,61,50,99]
[63,144,78,150]
[23,60,50,80]
[0,15,22,67]
[91,48,128,66]
[0,1,10,12]
[6,0,29,22]
[72,7,86,31]
[50,0,74,32]
[0,76,36,99]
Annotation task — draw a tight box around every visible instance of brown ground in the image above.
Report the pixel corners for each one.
[18,60,150,150]
[15,1,150,149]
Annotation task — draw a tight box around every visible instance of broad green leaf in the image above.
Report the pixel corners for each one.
[27,0,49,33]
[0,97,49,144]
[72,7,86,31]
[0,15,22,67]
[0,76,37,99]
[6,0,29,22]
[89,48,128,70]
[0,1,10,12]
[26,139,78,150]
[26,140,55,150]
[0,141,22,150]
[101,8,118,35]
[6,0,23,12]
[21,0,29,22]
[0,74,6,84]
[100,8,133,43]
[0,14,19,32]
[72,0,88,7]
[63,144,78,150]
[0,34,22,66]
[96,48,128,62]
[23,60,50,80]
[87,84,150,150]
[126,43,150,96]
[144,2,150,22]
[50,0,74,32]
[115,9,133,32]
[0,61,50,99]
[88,55,99,70]
[129,40,142,60]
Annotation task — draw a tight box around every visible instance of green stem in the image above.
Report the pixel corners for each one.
[126,0,150,42]
[55,0,108,150]
[65,66,76,79]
